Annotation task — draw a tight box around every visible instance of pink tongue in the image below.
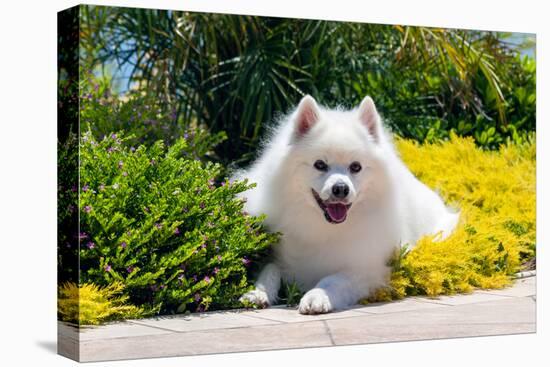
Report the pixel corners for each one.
[326,203,348,223]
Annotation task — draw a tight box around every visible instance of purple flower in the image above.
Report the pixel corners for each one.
[127,230,132,236]
[154,223,162,229]
[78,232,88,240]
[126,266,134,273]
[179,264,186,270]
[82,184,89,192]
[122,171,128,177]
[178,274,185,280]
[150,159,156,165]
[192,275,198,282]
[213,267,220,274]
[130,146,136,152]
[194,293,201,302]
[107,147,114,154]
[217,255,222,262]
[118,160,123,169]
[104,264,112,272]
[183,207,189,213]
[174,228,180,235]
[98,184,105,191]
[204,276,211,283]
[120,241,127,249]
[111,133,117,139]
[201,243,207,249]
[242,257,251,266]
[87,242,95,249]
[184,133,189,140]
[199,202,205,209]
[84,205,92,213]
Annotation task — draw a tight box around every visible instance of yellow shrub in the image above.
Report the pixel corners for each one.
[369,134,536,301]
[58,282,146,325]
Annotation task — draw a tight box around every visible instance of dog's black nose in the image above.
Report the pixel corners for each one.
[332,183,349,198]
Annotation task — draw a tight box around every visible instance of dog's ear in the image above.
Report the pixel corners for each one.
[293,95,320,139]
[358,96,382,142]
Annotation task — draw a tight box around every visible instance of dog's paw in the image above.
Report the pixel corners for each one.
[298,288,332,315]
[239,289,271,308]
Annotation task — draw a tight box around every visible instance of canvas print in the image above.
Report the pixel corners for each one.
[57,4,536,362]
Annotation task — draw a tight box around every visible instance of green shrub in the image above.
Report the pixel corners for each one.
[79,72,226,160]
[78,131,278,315]
[58,133,78,283]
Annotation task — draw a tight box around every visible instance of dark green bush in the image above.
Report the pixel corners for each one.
[78,131,278,314]
[58,133,79,283]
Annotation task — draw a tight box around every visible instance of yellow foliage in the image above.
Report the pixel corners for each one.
[58,282,145,325]
[370,134,536,301]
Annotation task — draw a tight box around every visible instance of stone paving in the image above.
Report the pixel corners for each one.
[58,275,536,362]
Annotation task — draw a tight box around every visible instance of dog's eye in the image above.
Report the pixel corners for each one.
[313,160,328,172]
[349,161,362,173]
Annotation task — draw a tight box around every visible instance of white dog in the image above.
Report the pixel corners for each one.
[236,95,459,314]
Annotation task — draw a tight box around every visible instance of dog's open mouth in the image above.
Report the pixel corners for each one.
[312,189,352,224]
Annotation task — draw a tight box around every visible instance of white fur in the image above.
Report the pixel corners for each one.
[236,96,459,314]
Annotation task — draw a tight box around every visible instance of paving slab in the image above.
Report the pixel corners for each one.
[476,276,536,298]
[79,320,332,362]
[58,322,79,340]
[326,318,534,345]
[355,297,447,314]
[326,296,535,345]
[129,309,281,332]
[240,305,367,323]
[415,292,511,306]
[60,275,536,362]
[78,321,173,341]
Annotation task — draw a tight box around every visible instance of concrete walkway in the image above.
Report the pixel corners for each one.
[59,274,536,362]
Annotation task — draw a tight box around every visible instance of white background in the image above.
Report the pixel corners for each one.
[0,0,546,365]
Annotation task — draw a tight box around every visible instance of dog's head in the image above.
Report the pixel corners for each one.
[286,95,388,224]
